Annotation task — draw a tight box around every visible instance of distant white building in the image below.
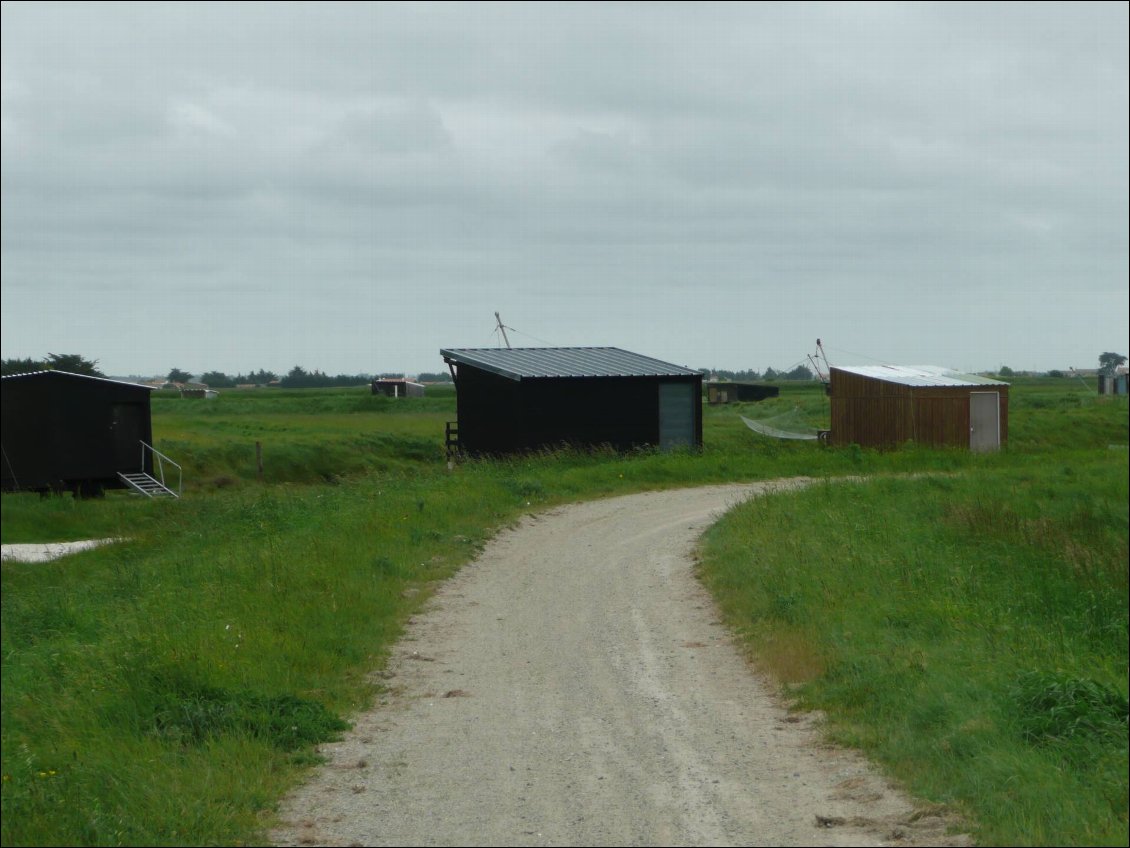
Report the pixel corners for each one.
[371,378,426,398]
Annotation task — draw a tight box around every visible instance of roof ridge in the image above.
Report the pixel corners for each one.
[0,370,156,389]
[440,347,698,381]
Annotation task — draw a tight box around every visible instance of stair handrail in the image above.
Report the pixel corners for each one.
[445,420,460,461]
[139,441,182,497]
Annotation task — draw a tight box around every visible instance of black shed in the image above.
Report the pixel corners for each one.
[1,370,156,495]
[705,382,780,404]
[441,347,703,455]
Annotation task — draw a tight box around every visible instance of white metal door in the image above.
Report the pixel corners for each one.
[969,392,1000,452]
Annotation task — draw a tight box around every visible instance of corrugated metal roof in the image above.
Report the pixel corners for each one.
[441,347,700,381]
[832,365,1008,388]
[0,370,156,390]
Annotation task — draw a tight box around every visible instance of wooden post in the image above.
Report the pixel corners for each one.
[256,441,263,481]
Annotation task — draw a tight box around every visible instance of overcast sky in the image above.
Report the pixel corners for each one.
[2,2,1127,378]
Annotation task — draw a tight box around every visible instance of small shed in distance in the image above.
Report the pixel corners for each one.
[830,365,1008,451]
[1098,370,1128,396]
[180,387,218,399]
[371,378,426,398]
[441,347,702,455]
[705,382,779,404]
[1,370,156,495]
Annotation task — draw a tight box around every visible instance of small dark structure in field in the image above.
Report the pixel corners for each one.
[1098,372,1128,395]
[371,378,426,398]
[829,365,1008,451]
[705,382,779,404]
[180,387,218,399]
[1,370,156,495]
[440,347,702,455]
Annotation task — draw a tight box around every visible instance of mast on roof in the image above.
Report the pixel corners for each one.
[494,312,512,349]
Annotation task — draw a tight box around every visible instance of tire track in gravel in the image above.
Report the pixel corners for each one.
[271,480,969,847]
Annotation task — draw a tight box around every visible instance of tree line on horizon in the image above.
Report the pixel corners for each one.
[0,353,105,377]
[170,366,457,388]
[701,364,816,382]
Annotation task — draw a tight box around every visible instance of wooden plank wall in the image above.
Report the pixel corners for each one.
[830,369,1008,449]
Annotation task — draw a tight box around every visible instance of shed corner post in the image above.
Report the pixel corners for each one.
[443,357,461,464]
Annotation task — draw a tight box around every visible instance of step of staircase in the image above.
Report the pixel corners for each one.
[118,472,178,498]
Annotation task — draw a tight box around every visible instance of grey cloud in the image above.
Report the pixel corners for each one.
[2,3,1126,376]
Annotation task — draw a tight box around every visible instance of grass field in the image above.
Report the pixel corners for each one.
[2,378,1126,846]
[698,460,1128,845]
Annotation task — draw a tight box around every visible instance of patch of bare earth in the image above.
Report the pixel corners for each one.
[271,481,970,847]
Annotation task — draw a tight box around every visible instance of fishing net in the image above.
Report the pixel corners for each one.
[740,406,821,441]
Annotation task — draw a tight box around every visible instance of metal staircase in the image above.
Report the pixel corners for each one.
[120,441,182,498]
[118,471,178,498]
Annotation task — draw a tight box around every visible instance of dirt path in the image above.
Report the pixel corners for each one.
[1,539,120,563]
[271,481,968,847]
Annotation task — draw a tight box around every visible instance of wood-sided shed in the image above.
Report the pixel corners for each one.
[829,365,1008,451]
[441,347,703,455]
[1,370,155,495]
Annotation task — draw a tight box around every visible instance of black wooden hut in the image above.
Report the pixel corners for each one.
[1,370,156,495]
[440,347,703,455]
[705,382,780,404]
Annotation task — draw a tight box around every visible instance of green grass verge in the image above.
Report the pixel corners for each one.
[697,458,1128,845]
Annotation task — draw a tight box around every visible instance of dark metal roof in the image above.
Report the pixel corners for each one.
[441,347,700,381]
[0,370,155,390]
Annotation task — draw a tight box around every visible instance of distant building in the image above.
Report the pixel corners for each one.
[371,378,426,398]
[829,365,1009,451]
[179,384,216,397]
[441,347,702,455]
[705,382,779,404]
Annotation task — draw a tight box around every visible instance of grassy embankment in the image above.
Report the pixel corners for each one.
[2,378,1126,846]
[700,381,1129,846]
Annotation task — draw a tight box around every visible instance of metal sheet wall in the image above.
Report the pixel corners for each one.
[453,366,702,455]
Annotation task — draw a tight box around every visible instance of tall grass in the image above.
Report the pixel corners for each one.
[2,381,1126,845]
[149,386,451,487]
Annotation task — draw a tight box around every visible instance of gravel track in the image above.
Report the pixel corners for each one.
[271,481,968,847]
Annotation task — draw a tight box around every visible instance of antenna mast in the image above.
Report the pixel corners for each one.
[494,312,512,349]
[808,338,831,385]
